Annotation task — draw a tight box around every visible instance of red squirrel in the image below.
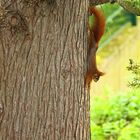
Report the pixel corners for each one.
[85,7,106,87]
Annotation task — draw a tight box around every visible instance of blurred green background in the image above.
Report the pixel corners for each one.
[90,3,140,140]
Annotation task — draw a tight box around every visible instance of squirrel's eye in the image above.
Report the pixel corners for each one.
[93,74,99,82]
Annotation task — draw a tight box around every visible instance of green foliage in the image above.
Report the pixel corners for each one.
[91,60,140,140]
[97,4,131,47]
[127,59,140,88]
[91,89,140,140]
[118,124,140,140]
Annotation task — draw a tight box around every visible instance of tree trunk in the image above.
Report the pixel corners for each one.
[0,0,90,140]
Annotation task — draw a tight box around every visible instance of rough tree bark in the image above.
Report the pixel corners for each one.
[0,0,91,140]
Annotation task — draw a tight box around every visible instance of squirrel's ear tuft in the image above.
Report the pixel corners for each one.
[99,71,105,76]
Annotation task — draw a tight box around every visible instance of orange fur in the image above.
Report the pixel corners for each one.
[85,7,106,87]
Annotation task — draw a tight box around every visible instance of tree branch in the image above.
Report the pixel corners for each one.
[90,0,110,5]
[90,0,140,16]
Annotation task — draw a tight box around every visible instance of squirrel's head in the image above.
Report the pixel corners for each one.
[93,71,105,82]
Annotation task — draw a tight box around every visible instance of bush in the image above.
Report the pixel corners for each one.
[91,60,140,140]
[91,89,140,140]
[127,59,140,88]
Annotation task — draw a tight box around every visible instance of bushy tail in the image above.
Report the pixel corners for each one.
[89,7,106,44]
